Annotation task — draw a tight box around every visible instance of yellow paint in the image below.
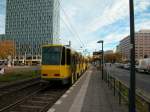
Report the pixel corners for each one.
[41,44,89,83]
[41,65,71,79]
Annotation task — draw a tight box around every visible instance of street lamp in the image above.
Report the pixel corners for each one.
[129,0,136,111]
[97,40,104,80]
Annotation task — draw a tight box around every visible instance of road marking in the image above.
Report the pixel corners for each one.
[47,108,55,112]
[55,100,62,105]
[62,94,68,98]
[69,71,92,112]
[47,69,91,112]
[66,90,71,94]
[70,87,74,90]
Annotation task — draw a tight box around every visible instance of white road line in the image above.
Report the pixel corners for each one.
[55,100,62,105]
[69,71,92,112]
[62,94,68,98]
[70,87,74,90]
[66,90,71,94]
[73,84,76,87]
[47,108,55,112]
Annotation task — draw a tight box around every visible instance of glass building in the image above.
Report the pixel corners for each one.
[0,34,5,41]
[5,0,60,61]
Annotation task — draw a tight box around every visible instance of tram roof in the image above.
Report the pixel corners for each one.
[42,44,85,56]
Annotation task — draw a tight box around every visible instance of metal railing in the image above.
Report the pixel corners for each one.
[103,69,150,112]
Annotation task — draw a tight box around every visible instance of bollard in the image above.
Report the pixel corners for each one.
[104,71,106,82]
[106,71,108,80]
[119,81,122,104]
[108,73,110,87]
[105,71,107,82]
[114,78,116,96]
[110,76,113,89]
[109,76,112,89]
[106,71,108,82]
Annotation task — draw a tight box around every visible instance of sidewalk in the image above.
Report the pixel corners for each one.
[81,67,127,112]
[47,66,128,112]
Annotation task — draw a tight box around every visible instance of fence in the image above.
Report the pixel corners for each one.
[103,69,150,112]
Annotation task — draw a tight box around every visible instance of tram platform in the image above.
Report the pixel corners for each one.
[47,66,128,112]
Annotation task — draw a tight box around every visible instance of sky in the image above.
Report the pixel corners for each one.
[0,0,150,54]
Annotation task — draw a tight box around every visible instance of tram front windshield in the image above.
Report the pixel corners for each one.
[42,46,61,65]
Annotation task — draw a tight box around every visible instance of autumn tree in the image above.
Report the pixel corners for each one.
[0,40,16,59]
[114,52,122,62]
[104,53,122,63]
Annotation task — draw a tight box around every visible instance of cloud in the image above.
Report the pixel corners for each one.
[136,19,150,30]
[84,0,150,51]
[87,0,150,33]
[87,0,129,32]
[0,0,150,53]
[135,0,150,12]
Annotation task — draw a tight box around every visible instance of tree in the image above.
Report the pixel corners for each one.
[114,53,122,62]
[0,40,16,59]
[104,53,122,63]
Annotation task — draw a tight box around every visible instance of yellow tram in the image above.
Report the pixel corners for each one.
[41,44,88,85]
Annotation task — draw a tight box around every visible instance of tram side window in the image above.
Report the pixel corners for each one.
[61,47,65,65]
[76,56,79,64]
[67,49,71,65]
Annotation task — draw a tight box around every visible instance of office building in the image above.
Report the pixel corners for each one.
[119,30,150,61]
[5,0,60,62]
[0,34,5,40]
[104,50,113,55]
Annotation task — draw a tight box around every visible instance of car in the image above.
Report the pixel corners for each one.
[137,58,150,73]
[123,63,130,70]
[116,63,124,68]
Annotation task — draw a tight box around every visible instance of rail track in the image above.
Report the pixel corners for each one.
[0,77,41,110]
[0,83,68,112]
[0,77,41,95]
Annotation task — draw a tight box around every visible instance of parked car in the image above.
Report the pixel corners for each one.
[123,63,130,70]
[116,63,124,68]
[137,58,150,73]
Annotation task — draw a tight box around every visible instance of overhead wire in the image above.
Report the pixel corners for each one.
[56,0,87,49]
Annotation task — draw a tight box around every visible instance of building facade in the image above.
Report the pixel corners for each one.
[5,0,60,61]
[115,45,121,53]
[119,30,150,61]
[0,34,5,41]
[104,50,113,55]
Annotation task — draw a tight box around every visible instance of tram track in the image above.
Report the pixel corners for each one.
[0,77,41,110]
[0,83,68,112]
[0,77,41,96]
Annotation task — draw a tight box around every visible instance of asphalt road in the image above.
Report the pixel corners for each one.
[105,64,150,96]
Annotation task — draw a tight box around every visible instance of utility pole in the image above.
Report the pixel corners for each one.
[129,0,136,112]
[101,41,104,80]
[69,41,71,47]
[97,40,104,80]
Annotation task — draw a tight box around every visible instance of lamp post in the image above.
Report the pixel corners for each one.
[129,0,136,111]
[97,40,104,80]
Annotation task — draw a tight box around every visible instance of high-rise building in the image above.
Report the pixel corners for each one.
[5,0,60,62]
[119,30,150,61]
[0,34,5,41]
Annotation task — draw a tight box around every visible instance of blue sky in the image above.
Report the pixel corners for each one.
[0,0,150,54]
